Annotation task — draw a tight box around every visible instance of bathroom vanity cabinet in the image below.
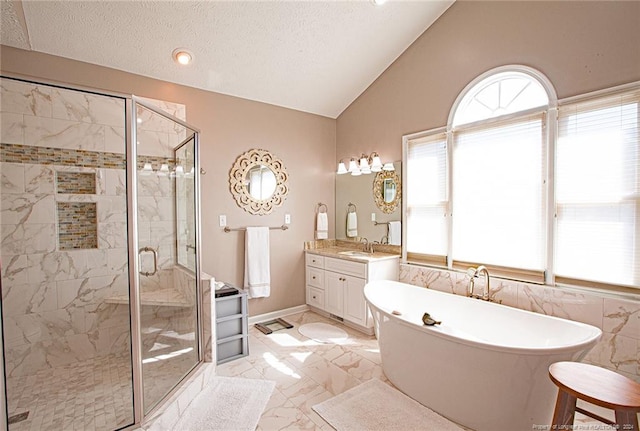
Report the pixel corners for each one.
[305,251,398,334]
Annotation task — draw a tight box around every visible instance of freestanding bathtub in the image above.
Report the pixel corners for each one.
[364,280,602,431]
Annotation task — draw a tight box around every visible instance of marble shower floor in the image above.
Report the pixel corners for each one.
[6,354,135,431]
[6,349,197,431]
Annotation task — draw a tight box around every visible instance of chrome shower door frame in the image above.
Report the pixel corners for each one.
[127,96,203,425]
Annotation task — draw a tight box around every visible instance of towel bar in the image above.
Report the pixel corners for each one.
[224,225,289,232]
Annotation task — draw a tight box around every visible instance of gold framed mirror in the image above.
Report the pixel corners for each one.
[229,148,289,215]
[373,169,401,214]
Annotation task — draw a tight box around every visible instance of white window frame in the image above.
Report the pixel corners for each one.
[403,64,640,293]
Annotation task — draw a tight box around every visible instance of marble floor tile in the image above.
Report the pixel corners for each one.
[231,311,640,430]
[227,311,390,430]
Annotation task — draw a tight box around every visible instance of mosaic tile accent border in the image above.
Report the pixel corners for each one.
[1,143,124,169]
[57,201,98,250]
[56,171,96,194]
[0,143,174,171]
[137,155,176,171]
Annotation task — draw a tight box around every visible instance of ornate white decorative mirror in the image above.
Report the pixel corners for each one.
[229,148,289,215]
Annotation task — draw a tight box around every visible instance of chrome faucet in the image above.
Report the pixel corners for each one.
[360,238,374,253]
[467,265,491,301]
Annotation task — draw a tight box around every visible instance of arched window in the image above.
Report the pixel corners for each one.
[450,66,554,127]
[406,66,556,281]
[406,65,640,291]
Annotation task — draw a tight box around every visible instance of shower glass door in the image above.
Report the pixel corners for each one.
[0,77,134,430]
[133,100,200,414]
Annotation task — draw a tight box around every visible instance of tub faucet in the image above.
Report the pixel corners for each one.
[467,265,491,301]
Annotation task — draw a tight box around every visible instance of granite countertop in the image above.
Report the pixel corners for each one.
[306,246,400,263]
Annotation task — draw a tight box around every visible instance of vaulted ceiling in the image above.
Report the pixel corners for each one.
[1,0,454,118]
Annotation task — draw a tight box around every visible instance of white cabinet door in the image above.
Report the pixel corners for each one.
[325,271,344,317]
[343,275,367,327]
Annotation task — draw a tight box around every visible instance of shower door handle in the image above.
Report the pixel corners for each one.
[139,246,158,276]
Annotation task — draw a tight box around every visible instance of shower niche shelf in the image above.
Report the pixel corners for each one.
[56,201,98,250]
[105,288,192,307]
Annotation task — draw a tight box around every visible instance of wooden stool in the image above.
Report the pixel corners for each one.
[549,362,640,431]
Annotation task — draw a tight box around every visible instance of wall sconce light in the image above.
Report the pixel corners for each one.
[337,152,392,176]
[359,154,371,174]
[337,160,348,174]
[157,163,170,177]
[347,158,360,176]
[140,162,153,176]
[370,153,383,172]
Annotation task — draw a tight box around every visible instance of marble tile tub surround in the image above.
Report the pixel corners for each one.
[399,264,640,383]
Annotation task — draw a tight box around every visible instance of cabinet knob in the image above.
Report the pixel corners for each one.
[312,276,316,279]
[312,295,317,299]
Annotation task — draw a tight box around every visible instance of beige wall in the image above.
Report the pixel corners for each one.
[1,46,336,316]
[3,1,638,317]
[336,0,640,162]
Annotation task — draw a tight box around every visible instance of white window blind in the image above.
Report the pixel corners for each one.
[556,90,640,289]
[406,133,448,264]
[452,114,546,274]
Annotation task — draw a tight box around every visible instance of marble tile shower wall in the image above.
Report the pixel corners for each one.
[399,264,640,383]
[0,78,130,378]
[0,78,187,378]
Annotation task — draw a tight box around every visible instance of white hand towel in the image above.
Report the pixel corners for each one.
[316,212,328,239]
[388,221,401,245]
[347,212,358,238]
[244,227,270,298]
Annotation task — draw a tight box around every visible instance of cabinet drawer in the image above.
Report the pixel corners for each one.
[307,287,325,309]
[325,257,366,278]
[306,267,325,288]
[306,253,325,269]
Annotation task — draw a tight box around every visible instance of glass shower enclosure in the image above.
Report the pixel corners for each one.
[0,77,202,429]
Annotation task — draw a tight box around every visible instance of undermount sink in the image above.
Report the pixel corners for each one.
[338,251,373,257]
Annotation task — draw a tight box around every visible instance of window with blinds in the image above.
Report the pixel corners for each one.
[404,66,639,292]
[555,90,640,289]
[405,132,448,266]
[452,113,546,281]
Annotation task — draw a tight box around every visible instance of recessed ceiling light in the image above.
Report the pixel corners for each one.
[172,48,193,66]
[372,0,388,5]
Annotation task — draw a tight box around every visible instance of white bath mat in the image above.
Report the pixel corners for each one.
[298,322,348,343]
[172,376,275,431]
[312,378,464,431]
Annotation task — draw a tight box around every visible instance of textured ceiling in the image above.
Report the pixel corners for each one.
[1,0,454,118]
